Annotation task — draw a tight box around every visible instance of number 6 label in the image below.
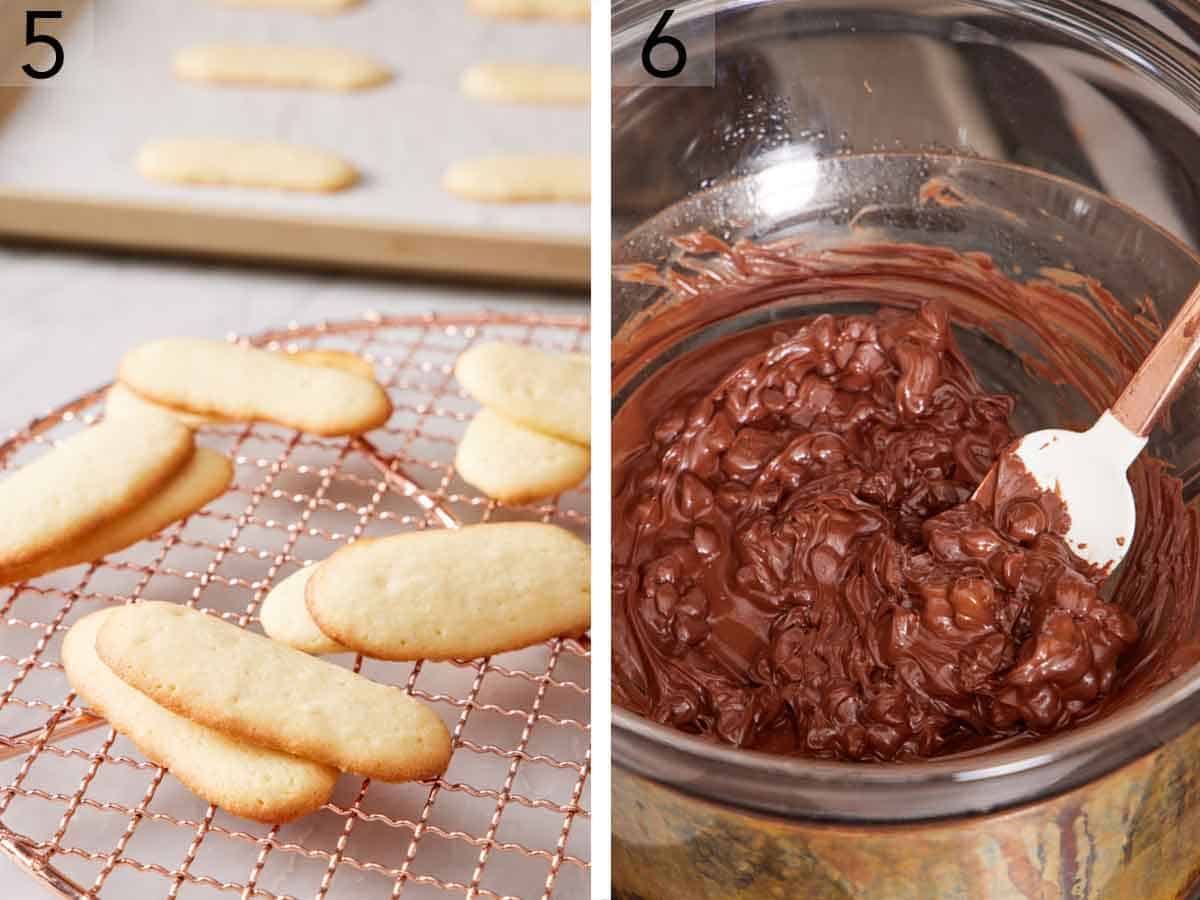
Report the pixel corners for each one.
[615,5,715,87]
[642,10,687,79]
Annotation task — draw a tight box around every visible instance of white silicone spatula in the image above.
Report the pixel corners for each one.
[976,284,1200,574]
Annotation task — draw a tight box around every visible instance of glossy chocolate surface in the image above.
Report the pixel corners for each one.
[613,239,1200,762]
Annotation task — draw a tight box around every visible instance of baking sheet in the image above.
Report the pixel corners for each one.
[0,1,589,283]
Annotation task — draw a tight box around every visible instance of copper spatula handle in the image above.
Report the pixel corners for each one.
[1111,282,1200,438]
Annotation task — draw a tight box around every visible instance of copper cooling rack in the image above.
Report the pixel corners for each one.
[0,311,591,900]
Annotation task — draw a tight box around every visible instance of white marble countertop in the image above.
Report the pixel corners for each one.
[0,245,588,900]
[0,246,586,435]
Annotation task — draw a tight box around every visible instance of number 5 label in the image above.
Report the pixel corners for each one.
[3,1,93,86]
[614,5,715,87]
[23,10,65,80]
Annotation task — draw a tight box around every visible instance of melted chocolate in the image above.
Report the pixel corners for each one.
[612,237,1200,762]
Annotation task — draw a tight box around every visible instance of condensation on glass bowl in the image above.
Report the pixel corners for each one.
[612,0,1200,245]
[610,152,1200,823]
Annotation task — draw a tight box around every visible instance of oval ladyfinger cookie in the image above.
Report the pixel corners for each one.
[461,63,589,106]
[443,156,589,204]
[260,566,348,655]
[118,338,391,436]
[467,0,589,22]
[109,348,376,429]
[0,408,193,578]
[174,46,391,92]
[216,0,361,12]
[455,409,589,504]
[455,343,589,445]
[109,348,375,429]
[2,448,233,585]
[136,140,359,193]
[306,523,590,661]
[97,603,452,783]
[64,609,338,823]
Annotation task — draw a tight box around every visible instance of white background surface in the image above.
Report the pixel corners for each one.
[0,245,586,431]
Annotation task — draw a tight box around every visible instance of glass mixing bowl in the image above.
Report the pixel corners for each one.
[612,0,1200,832]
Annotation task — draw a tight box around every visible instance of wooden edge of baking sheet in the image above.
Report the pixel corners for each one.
[0,188,589,290]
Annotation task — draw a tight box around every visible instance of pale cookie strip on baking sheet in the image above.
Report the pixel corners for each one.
[455,409,589,503]
[461,63,588,106]
[215,0,361,12]
[97,603,452,782]
[467,0,589,21]
[307,523,591,661]
[2,449,233,585]
[455,342,589,445]
[64,610,338,823]
[118,338,391,436]
[175,46,391,91]
[0,409,193,577]
[137,140,358,193]
[260,566,348,655]
[443,156,589,204]
[108,348,376,428]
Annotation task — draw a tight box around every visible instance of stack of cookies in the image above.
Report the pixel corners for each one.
[0,405,233,585]
[110,337,392,435]
[453,341,591,503]
[63,603,452,823]
[0,338,390,587]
